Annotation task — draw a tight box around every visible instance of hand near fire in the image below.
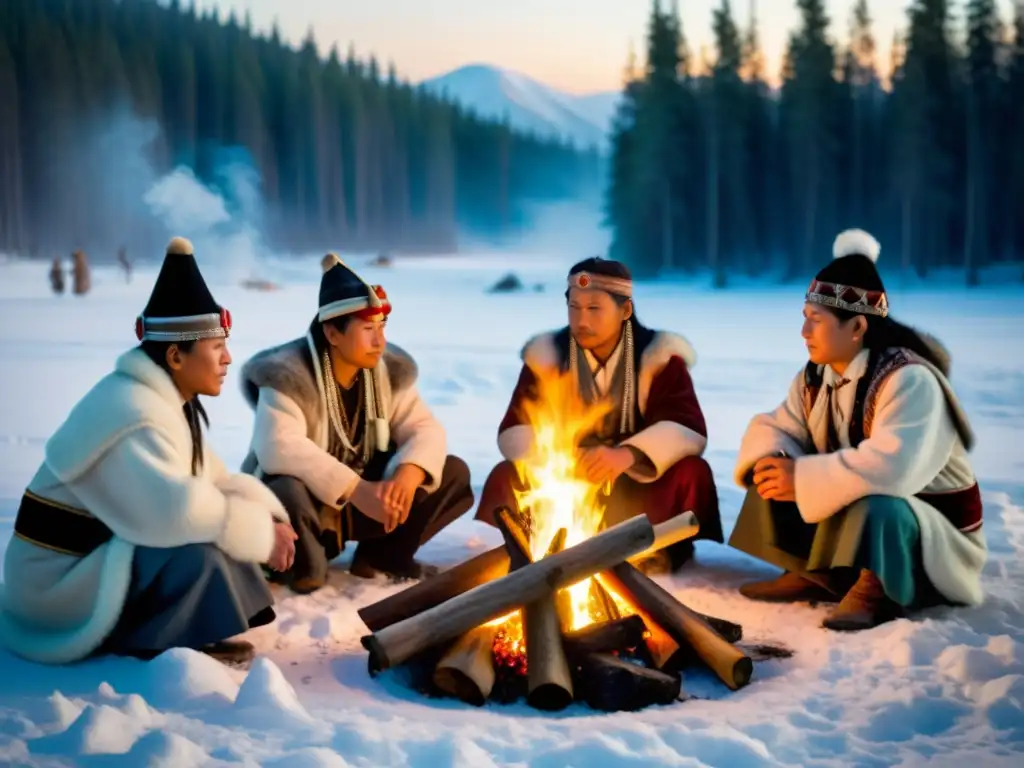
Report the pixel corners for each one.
[379,463,426,525]
[351,465,425,532]
[351,480,402,533]
[577,445,635,488]
[752,456,796,502]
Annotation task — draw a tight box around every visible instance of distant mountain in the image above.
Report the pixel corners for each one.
[419,64,620,152]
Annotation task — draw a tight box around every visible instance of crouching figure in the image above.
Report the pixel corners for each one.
[0,237,295,666]
[239,255,474,593]
[476,257,723,571]
[729,229,986,631]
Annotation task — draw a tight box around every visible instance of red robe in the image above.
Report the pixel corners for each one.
[476,327,723,543]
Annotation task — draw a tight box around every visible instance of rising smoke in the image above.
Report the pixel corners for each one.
[61,105,269,280]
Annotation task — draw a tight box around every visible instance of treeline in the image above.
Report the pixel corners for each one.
[608,0,1024,284]
[0,0,603,259]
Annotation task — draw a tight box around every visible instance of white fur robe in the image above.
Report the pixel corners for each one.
[239,333,447,509]
[0,350,287,664]
[734,350,987,606]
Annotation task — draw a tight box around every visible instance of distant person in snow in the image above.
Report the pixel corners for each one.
[0,237,296,667]
[728,228,985,631]
[117,245,132,283]
[71,249,91,295]
[49,256,65,294]
[238,254,474,594]
[475,257,723,572]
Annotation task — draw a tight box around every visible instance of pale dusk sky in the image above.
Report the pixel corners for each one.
[195,1,1018,94]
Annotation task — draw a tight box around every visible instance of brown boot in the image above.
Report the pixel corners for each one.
[199,640,256,668]
[289,575,326,595]
[739,572,839,603]
[822,569,903,631]
[350,556,440,582]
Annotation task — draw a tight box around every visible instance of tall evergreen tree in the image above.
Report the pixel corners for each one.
[963,0,1001,284]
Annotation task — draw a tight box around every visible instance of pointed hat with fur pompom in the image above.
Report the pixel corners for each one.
[318,253,390,322]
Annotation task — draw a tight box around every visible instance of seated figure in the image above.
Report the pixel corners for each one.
[239,255,474,592]
[476,257,723,570]
[729,229,986,631]
[0,237,294,667]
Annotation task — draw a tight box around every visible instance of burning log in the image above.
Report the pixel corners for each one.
[563,615,646,658]
[494,506,531,570]
[625,512,699,564]
[361,515,655,672]
[357,546,511,632]
[575,653,682,712]
[432,623,500,706]
[602,563,753,691]
[520,525,574,711]
[525,595,574,710]
[696,613,743,644]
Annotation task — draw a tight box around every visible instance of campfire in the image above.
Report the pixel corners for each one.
[358,371,757,712]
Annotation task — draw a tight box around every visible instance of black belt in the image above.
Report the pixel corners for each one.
[14,490,113,557]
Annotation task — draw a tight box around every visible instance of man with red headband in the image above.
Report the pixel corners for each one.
[239,255,474,593]
[729,229,985,631]
[475,257,723,571]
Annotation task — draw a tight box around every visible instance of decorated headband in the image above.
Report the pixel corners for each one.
[567,271,633,298]
[135,309,232,341]
[805,280,888,318]
[805,228,889,318]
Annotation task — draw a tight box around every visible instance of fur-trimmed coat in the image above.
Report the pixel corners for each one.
[497,326,708,483]
[734,347,987,606]
[0,349,287,665]
[239,330,446,508]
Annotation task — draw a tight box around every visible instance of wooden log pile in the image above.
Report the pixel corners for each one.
[357,507,758,712]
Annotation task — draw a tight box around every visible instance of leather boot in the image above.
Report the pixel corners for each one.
[739,571,839,603]
[822,569,903,631]
[350,555,440,582]
[199,640,256,669]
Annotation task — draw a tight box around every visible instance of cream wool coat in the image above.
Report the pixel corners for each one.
[734,349,987,606]
[0,349,287,664]
[239,332,447,509]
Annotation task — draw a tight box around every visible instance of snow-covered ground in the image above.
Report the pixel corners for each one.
[0,252,1022,767]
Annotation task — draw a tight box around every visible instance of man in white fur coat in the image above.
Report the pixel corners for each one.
[0,237,296,667]
[476,257,723,571]
[239,255,474,593]
[729,229,986,631]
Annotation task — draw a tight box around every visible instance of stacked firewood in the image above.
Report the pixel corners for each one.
[357,510,757,712]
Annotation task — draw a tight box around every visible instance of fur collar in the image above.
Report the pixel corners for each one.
[45,349,191,482]
[520,328,698,414]
[521,328,697,373]
[239,333,419,431]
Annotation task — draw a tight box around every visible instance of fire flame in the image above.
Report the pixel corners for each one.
[511,368,629,631]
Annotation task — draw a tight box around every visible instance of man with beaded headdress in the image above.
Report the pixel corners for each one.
[239,255,474,593]
[729,229,986,631]
[475,257,723,571]
[0,237,291,667]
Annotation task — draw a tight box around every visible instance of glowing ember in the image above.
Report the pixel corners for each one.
[498,369,635,651]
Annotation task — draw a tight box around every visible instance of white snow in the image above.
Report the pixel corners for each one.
[0,251,1022,766]
[419,64,619,150]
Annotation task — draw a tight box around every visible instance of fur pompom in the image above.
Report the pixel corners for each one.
[321,253,342,273]
[833,229,880,263]
[166,236,194,256]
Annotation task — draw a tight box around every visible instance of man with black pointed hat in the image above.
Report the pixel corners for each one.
[0,237,295,667]
[728,229,986,631]
[239,254,474,593]
[475,256,723,572]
